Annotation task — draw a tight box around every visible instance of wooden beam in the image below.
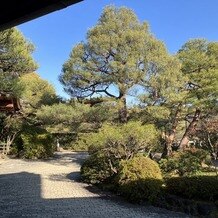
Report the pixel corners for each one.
[0,0,83,31]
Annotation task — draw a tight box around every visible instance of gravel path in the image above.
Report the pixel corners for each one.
[0,151,189,218]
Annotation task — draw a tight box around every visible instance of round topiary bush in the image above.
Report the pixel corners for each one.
[80,152,115,184]
[117,155,163,203]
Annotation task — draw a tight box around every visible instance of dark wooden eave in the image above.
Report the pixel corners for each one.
[0,0,83,31]
[0,92,21,112]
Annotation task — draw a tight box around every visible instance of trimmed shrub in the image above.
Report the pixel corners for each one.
[159,158,179,175]
[165,176,218,202]
[117,156,163,203]
[80,152,116,184]
[159,149,210,176]
[21,126,55,159]
[85,121,159,157]
[76,130,109,154]
[70,133,89,151]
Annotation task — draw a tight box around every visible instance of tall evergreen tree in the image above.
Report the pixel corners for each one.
[0,27,38,94]
[19,72,57,111]
[0,28,38,154]
[60,6,180,123]
[177,39,218,149]
[138,54,186,157]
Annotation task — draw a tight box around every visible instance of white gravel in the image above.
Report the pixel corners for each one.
[0,151,189,218]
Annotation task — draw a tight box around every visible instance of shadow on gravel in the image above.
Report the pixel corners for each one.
[66,171,81,182]
[48,171,81,183]
[20,151,89,167]
[0,171,188,217]
[52,151,89,164]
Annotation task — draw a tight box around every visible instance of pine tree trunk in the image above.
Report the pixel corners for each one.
[5,133,17,155]
[2,143,6,155]
[162,105,181,158]
[6,137,11,154]
[179,108,201,150]
[162,141,172,158]
[118,95,127,123]
[207,133,217,160]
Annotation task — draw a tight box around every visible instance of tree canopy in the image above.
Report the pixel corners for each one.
[19,72,57,110]
[177,39,218,149]
[60,7,184,122]
[177,39,218,107]
[0,28,38,94]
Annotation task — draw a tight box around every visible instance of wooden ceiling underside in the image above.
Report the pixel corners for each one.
[0,0,83,31]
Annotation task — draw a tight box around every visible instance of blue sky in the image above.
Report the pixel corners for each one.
[18,0,218,99]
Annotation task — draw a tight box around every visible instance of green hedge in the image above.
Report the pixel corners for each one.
[159,149,210,176]
[21,126,55,159]
[117,156,163,203]
[165,176,218,202]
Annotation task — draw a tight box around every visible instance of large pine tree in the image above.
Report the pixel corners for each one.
[60,6,181,123]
